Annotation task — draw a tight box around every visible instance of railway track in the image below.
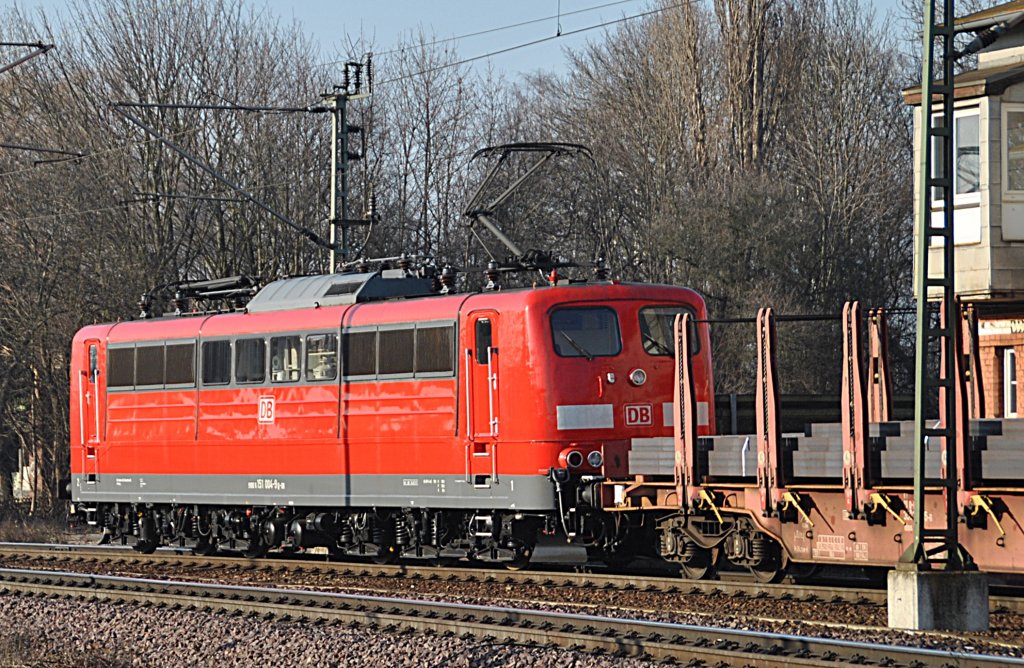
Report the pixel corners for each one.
[2,542,1021,615]
[0,565,1018,667]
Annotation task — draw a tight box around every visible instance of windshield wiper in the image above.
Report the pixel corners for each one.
[642,331,673,356]
[559,331,594,361]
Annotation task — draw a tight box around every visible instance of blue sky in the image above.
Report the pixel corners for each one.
[24,0,904,79]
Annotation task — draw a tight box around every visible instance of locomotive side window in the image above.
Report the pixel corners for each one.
[202,340,231,385]
[417,325,454,374]
[270,336,301,382]
[306,334,338,381]
[550,307,621,358]
[108,347,135,388]
[639,306,700,356]
[165,343,196,385]
[343,330,377,377]
[135,345,165,386]
[235,338,266,384]
[379,328,415,376]
[474,319,492,364]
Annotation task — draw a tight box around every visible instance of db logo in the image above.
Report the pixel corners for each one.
[258,396,275,424]
[624,403,652,427]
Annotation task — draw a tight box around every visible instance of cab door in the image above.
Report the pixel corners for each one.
[465,311,500,486]
[79,339,103,483]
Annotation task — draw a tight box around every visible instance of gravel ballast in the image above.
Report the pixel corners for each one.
[0,593,658,668]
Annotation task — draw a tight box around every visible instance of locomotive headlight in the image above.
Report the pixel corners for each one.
[559,448,584,469]
[629,368,647,386]
[587,450,603,468]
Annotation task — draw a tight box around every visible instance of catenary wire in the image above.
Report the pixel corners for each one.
[372,1,692,87]
[341,0,642,62]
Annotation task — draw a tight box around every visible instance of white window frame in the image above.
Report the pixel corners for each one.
[930,107,982,209]
[1002,104,1024,199]
[1004,347,1018,418]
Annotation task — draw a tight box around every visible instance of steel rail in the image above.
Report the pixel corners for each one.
[3,543,1023,615]
[0,566,1017,668]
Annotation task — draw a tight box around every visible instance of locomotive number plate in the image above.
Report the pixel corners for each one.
[624,403,653,426]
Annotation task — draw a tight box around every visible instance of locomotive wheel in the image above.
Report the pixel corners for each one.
[193,538,217,557]
[372,546,398,565]
[244,541,269,559]
[504,548,532,571]
[133,540,157,555]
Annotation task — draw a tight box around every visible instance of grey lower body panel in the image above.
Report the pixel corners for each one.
[71,473,555,511]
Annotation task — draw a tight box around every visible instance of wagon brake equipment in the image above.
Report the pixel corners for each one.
[463,142,593,276]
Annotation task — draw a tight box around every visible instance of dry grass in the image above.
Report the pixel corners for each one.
[0,507,68,544]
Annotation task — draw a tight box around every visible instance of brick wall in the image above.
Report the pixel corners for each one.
[977,327,1023,418]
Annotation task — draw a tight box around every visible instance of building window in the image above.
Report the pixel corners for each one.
[929,108,981,245]
[1004,107,1024,194]
[1004,347,1018,418]
[931,109,980,203]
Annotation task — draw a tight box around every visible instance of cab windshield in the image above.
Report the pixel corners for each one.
[639,306,699,356]
[550,307,621,359]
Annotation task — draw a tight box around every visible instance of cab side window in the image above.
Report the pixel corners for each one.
[202,341,231,385]
[270,336,301,382]
[235,338,266,384]
[306,334,338,381]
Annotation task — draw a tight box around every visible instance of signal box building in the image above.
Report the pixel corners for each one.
[904,0,1024,418]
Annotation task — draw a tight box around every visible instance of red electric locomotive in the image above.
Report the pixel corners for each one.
[69,269,715,563]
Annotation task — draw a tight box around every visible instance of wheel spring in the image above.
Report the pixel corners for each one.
[751,534,767,563]
[659,530,675,557]
[372,516,393,545]
[394,517,411,546]
[682,540,699,564]
[429,514,441,546]
[338,523,354,545]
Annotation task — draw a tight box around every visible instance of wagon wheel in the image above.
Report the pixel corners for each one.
[749,564,785,583]
[681,546,718,581]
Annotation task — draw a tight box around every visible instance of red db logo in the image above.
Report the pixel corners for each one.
[258,396,275,424]
[624,404,652,426]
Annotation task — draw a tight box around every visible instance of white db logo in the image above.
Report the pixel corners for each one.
[624,404,652,426]
[258,396,275,424]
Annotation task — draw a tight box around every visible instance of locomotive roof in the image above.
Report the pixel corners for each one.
[246,271,437,313]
